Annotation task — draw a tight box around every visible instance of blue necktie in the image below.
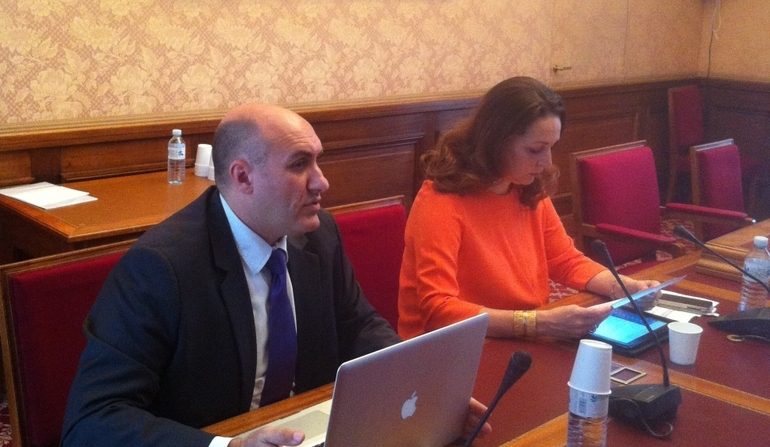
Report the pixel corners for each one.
[260,248,298,406]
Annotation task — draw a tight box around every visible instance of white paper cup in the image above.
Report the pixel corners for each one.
[568,339,613,395]
[194,163,209,177]
[207,153,215,181]
[668,321,703,365]
[194,144,213,177]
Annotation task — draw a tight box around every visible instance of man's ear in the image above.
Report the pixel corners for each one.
[229,159,254,194]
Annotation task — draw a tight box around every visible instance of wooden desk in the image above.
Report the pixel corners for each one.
[0,170,212,263]
[205,252,770,446]
[695,218,770,282]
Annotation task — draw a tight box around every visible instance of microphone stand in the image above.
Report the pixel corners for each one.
[673,224,770,340]
[591,240,670,387]
[673,224,770,294]
[590,240,681,437]
[462,351,532,447]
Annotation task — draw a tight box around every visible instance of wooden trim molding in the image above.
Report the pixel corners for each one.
[1,77,766,216]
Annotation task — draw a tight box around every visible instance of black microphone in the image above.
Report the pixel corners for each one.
[590,240,681,434]
[673,224,770,294]
[673,224,770,340]
[462,351,532,447]
[591,240,671,387]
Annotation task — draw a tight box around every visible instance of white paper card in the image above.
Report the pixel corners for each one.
[0,182,97,209]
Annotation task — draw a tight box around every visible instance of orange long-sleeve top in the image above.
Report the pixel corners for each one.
[397,180,605,339]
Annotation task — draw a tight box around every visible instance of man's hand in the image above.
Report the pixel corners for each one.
[228,427,304,447]
[229,399,489,447]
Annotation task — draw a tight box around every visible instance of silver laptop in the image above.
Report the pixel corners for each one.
[240,313,489,447]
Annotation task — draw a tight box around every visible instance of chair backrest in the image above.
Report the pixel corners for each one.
[690,138,744,211]
[570,141,663,265]
[329,196,407,329]
[691,138,745,239]
[0,240,133,447]
[668,85,704,158]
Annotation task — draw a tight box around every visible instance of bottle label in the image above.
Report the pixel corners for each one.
[569,387,609,418]
[168,143,186,160]
[744,257,770,283]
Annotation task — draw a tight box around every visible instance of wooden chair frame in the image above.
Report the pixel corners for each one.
[689,138,756,239]
[666,84,704,203]
[690,138,736,206]
[326,195,406,216]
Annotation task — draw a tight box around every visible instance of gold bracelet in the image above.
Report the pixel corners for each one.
[524,310,537,338]
[512,310,537,339]
[512,310,524,338]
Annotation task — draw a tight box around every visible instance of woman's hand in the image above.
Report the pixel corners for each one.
[619,278,661,309]
[535,303,612,338]
[587,270,661,308]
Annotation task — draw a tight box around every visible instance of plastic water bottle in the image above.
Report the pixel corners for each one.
[567,339,611,447]
[739,236,770,311]
[567,388,608,447]
[167,129,186,184]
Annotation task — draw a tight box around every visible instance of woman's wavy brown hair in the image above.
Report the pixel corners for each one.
[422,76,565,208]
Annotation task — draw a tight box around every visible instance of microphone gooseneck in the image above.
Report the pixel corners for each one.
[591,240,681,437]
[673,224,770,295]
[590,240,670,387]
[463,351,532,447]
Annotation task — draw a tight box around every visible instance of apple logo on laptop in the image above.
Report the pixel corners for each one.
[401,391,418,420]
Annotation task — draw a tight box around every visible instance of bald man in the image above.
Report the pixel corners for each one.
[62,104,409,446]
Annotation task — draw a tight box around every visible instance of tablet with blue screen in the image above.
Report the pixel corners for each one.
[588,307,669,356]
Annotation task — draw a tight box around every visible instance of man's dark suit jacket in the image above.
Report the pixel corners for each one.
[62,187,400,446]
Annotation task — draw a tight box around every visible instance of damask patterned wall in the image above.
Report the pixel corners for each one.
[703,0,770,82]
[0,0,715,126]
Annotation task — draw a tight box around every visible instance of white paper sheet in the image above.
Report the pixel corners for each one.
[0,182,97,209]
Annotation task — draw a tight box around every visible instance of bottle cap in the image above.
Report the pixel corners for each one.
[172,129,182,136]
[753,236,768,249]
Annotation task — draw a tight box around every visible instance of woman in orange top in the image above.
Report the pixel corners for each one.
[398,77,659,339]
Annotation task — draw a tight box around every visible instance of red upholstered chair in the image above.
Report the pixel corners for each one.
[0,241,133,447]
[667,84,764,209]
[330,196,406,329]
[667,85,704,202]
[570,141,751,272]
[690,139,755,240]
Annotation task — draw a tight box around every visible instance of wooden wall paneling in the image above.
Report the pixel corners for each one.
[434,107,477,139]
[0,211,73,263]
[309,110,434,209]
[309,110,427,142]
[553,108,640,215]
[62,138,172,181]
[318,143,417,208]
[417,106,479,192]
[318,125,423,207]
[60,132,219,182]
[637,94,671,199]
[705,80,770,163]
[4,79,768,241]
[708,106,770,165]
[704,79,770,218]
[0,152,33,187]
